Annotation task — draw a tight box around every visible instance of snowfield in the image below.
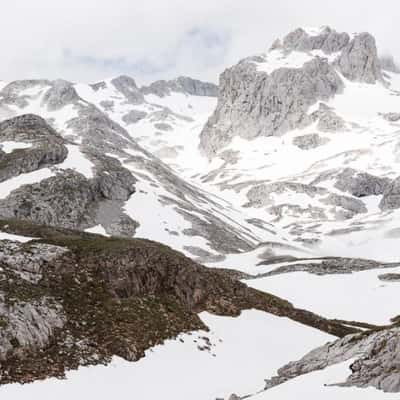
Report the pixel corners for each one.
[0,310,332,400]
[248,267,400,325]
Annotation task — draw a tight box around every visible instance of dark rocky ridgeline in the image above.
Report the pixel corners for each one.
[0,219,359,385]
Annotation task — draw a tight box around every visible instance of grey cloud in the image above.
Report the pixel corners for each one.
[0,0,398,84]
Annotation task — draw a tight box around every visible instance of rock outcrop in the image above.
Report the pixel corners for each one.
[111,75,144,105]
[293,133,329,149]
[0,220,357,385]
[200,57,342,157]
[141,76,218,97]
[280,26,350,54]
[263,326,400,393]
[379,176,400,210]
[41,80,81,111]
[336,33,382,83]
[312,168,391,197]
[0,114,68,182]
[199,27,383,157]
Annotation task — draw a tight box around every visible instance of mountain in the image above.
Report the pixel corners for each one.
[0,26,399,399]
[196,26,400,263]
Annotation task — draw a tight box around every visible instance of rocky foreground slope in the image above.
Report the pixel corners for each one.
[0,219,359,385]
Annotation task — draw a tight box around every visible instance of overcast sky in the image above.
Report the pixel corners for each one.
[1,0,398,85]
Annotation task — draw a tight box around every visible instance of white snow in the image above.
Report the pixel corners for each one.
[302,26,328,36]
[255,50,314,74]
[0,141,32,153]
[0,168,54,199]
[0,231,34,243]
[57,145,95,179]
[248,267,400,325]
[0,310,332,400]
[84,225,109,236]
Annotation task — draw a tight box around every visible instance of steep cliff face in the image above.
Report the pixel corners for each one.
[199,28,383,158]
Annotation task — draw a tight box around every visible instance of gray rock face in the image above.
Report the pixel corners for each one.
[154,122,172,131]
[41,80,81,111]
[255,257,393,277]
[0,298,65,362]
[263,327,400,393]
[199,28,386,157]
[336,33,382,83]
[122,109,147,125]
[0,240,68,283]
[99,100,114,112]
[314,103,346,132]
[381,112,400,122]
[313,168,391,197]
[0,170,99,229]
[246,182,324,208]
[293,133,329,149]
[0,158,137,232]
[141,76,218,97]
[380,176,400,210]
[0,80,51,108]
[378,273,400,282]
[0,114,68,182]
[200,57,343,157]
[90,81,107,91]
[322,193,367,218]
[111,75,144,104]
[282,27,350,54]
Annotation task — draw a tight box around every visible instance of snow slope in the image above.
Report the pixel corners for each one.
[0,310,332,400]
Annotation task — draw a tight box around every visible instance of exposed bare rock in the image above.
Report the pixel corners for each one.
[122,109,148,125]
[246,182,323,208]
[0,114,68,182]
[0,240,68,283]
[378,273,400,282]
[111,75,144,105]
[0,298,66,362]
[293,133,329,150]
[263,327,400,393]
[380,176,400,210]
[312,168,391,197]
[282,27,350,54]
[141,76,218,97]
[314,103,346,132]
[255,257,396,277]
[336,33,383,83]
[200,56,343,157]
[0,80,51,108]
[41,80,81,111]
[321,193,367,218]
[380,112,400,122]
